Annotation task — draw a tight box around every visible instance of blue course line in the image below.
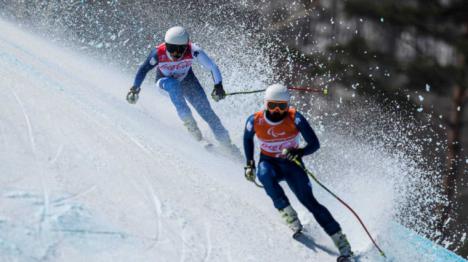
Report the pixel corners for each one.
[392,223,467,262]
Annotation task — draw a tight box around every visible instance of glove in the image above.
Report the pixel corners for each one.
[211,82,226,102]
[244,160,256,182]
[282,148,305,162]
[126,86,141,104]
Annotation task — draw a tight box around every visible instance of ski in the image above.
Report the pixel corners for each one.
[292,229,358,262]
[200,139,214,150]
[337,255,355,262]
[292,229,303,239]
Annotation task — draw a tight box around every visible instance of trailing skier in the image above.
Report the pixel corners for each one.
[243,83,354,261]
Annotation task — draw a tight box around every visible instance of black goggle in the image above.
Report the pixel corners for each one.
[166,44,188,54]
[267,101,288,111]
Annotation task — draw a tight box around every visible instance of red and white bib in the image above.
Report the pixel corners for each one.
[156,43,193,80]
[254,108,300,158]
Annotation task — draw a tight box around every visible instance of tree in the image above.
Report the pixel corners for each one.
[324,0,467,249]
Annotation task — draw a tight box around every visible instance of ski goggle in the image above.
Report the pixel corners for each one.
[266,101,288,111]
[166,43,188,54]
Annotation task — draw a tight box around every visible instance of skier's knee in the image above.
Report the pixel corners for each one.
[158,77,180,91]
[257,167,272,183]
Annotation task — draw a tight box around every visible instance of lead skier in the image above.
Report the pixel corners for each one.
[127,26,238,153]
[243,83,354,261]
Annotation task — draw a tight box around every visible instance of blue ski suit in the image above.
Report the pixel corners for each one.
[132,42,231,144]
[243,109,341,236]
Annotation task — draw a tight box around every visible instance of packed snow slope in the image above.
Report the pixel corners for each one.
[0,19,466,262]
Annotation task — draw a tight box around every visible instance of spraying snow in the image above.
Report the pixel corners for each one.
[0,19,465,261]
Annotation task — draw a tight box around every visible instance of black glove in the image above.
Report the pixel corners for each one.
[244,160,256,182]
[211,82,226,102]
[283,148,305,162]
[126,86,141,104]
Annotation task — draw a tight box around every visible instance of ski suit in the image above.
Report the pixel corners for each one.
[133,42,231,144]
[243,108,341,236]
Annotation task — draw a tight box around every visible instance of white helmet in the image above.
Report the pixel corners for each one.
[264,83,290,103]
[164,26,189,45]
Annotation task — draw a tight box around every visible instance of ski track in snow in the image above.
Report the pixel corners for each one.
[48,144,64,166]
[203,222,213,262]
[1,19,239,261]
[10,87,52,240]
[10,89,36,153]
[1,18,466,262]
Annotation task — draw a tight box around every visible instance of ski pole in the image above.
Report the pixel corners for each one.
[246,166,264,188]
[253,180,264,188]
[285,153,386,258]
[225,87,328,96]
[226,89,266,96]
[288,86,329,95]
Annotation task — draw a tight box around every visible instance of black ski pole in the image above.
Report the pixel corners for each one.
[226,89,266,96]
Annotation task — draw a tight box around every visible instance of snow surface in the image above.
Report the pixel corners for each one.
[0,19,466,262]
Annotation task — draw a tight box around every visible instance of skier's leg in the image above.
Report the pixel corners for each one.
[282,161,341,236]
[258,160,302,233]
[158,77,202,140]
[182,72,231,145]
[257,160,290,210]
[282,162,353,258]
[158,77,192,120]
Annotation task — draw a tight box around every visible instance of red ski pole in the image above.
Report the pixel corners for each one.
[286,153,386,258]
[226,86,328,96]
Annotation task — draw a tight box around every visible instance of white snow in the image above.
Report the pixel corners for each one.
[426,84,431,92]
[0,19,466,262]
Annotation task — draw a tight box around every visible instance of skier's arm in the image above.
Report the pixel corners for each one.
[133,48,158,88]
[192,46,222,84]
[295,112,320,156]
[243,115,256,164]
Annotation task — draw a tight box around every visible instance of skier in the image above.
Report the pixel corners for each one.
[126,26,238,153]
[243,84,354,261]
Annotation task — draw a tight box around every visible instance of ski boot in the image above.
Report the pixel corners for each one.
[279,205,303,237]
[183,118,203,141]
[225,144,243,159]
[218,141,243,161]
[331,231,354,262]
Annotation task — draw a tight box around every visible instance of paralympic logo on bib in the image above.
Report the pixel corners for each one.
[267,127,286,138]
